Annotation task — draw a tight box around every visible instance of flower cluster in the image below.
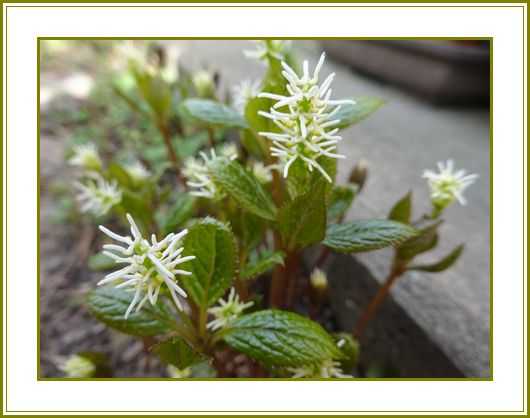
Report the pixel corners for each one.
[244,40,291,62]
[183,145,237,200]
[423,159,478,212]
[288,359,351,378]
[74,173,122,217]
[98,214,195,318]
[258,52,354,182]
[232,79,261,114]
[68,143,102,172]
[207,288,254,331]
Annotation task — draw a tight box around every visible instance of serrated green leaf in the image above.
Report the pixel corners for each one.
[180,98,248,129]
[409,244,464,273]
[159,193,195,235]
[397,220,442,261]
[240,250,285,280]
[120,190,151,231]
[209,158,277,221]
[328,184,358,221]
[278,181,327,250]
[388,191,412,224]
[179,218,237,308]
[152,337,204,369]
[223,310,342,367]
[232,211,266,252]
[333,96,384,129]
[88,252,115,271]
[86,287,176,337]
[323,220,418,253]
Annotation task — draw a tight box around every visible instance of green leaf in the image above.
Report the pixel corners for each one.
[323,220,418,253]
[174,132,210,159]
[287,157,336,201]
[180,218,237,308]
[333,96,384,129]
[180,98,248,129]
[328,184,358,221]
[86,287,176,337]
[278,181,327,250]
[397,220,442,261]
[190,361,217,377]
[159,193,195,235]
[209,158,277,221]
[88,252,115,272]
[409,244,464,273]
[152,337,204,369]
[107,162,133,189]
[334,333,360,371]
[388,191,412,224]
[223,310,342,367]
[120,190,151,231]
[232,211,266,252]
[240,250,285,280]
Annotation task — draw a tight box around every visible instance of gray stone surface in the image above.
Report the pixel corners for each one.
[179,40,490,377]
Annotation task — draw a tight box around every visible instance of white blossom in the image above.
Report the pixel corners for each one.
[183,147,237,200]
[310,268,328,291]
[423,159,478,209]
[68,143,102,172]
[232,79,261,114]
[192,70,215,97]
[74,173,122,217]
[288,359,352,379]
[207,288,254,331]
[125,160,150,184]
[252,161,273,184]
[258,52,354,182]
[243,40,291,62]
[98,214,195,318]
[58,355,96,378]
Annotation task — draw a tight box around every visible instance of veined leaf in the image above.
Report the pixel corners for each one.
[333,96,384,129]
[86,287,176,337]
[397,220,442,261]
[388,191,412,224]
[179,218,237,308]
[159,193,195,235]
[209,158,277,221]
[240,250,285,280]
[328,184,358,221]
[152,337,204,369]
[409,244,464,273]
[180,98,248,129]
[323,220,418,253]
[223,310,342,367]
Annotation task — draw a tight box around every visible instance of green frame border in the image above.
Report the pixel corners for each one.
[1,1,526,415]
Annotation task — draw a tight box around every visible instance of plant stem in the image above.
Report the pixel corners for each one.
[284,252,300,308]
[353,264,406,339]
[157,119,183,184]
[269,168,285,308]
[207,126,216,148]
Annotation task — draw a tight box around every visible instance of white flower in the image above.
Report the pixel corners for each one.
[252,161,273,184]
[258,52,354,182]
[68,143,102,172]
[167,365,191,379]
[192,70,215,97]
[310,268,328,291]
[244,40,291,62]
[74,173,122,217]
[207,288,254,331]
[59,355,96,378]
[125,160,150,184]
[232,79,261,114]
[288,359,352,379]
[98,214,195,318]
[423,159,478,209]
[183,147,236,200]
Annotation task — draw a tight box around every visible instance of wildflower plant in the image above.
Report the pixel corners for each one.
[63,40,477,379]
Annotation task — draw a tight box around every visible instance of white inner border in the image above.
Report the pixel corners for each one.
[3,2,527,415]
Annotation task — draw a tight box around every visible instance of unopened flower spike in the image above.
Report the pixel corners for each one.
[288,359,352,379]
[310,268,328,291]
[423,159,478,214]
[68,143,102,172]
[125,160,150,184]
[58,355,96,378]
[183,146,237,200]
[207,288,254,331]
[98,213,195,318]
[258,52,355,182]
[74,172,122,217]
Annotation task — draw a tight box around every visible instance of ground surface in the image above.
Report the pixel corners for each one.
[39,40,490,377]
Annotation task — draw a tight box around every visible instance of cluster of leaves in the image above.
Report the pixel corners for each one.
[60,41,463,379]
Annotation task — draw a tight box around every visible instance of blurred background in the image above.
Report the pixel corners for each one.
[39,40,490,378]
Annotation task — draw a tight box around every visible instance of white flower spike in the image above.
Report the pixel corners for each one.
[423,159,478,211]
[207,288,254,331]
[74,173,122,217]
[258,52,355,182]
[183,146,237,200]
[98,214,195,318]
[68,143,102,172]
[232,79,261,114]
[288,359,352,379]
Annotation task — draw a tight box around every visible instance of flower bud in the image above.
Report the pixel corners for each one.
[348,159,368,191]
[167,365,192,378]
[59,355,96,378]
[310,268,328,292]
[192,70,215,98]
[68,143,102,172]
